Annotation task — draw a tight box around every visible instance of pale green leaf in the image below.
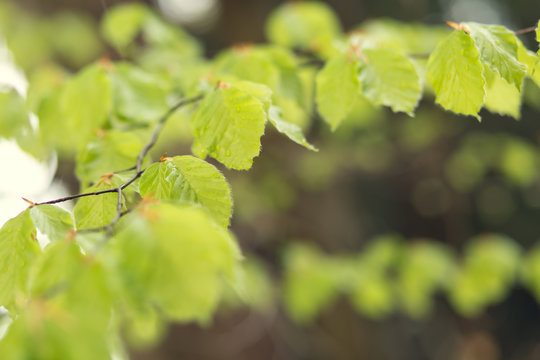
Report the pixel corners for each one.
[265,2,341,55]
[38,64,111,153]
[191,84,267,170]
[101,3,149,53]
[74,182,120,230]
[359,48,421,115]
[315,54,360,129]
[483,68,522,119]
[108,202,241,323]
[427,30,485,119]
[537,20,540,56]
[139,156,232,227]
[214,48,281,88]
[0,211,40,310]
[30,205,74,242]
[267,105,317,151]
[466,22,526,89]
[109,63,171,124]
[76,130,144,184]
[0,90,29,140]
[283,244,341,323]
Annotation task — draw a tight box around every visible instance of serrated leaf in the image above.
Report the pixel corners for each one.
[427,30,485,119]
[0,211,41,310]
[359,48,421,115]
[466,22,526,89]
[268,105,317,151]
[74,182,121,230]
[76,130,144,185]
[483,68,521,119]
[30,205,74,242]
[191,84,267,170]
[101,3,149,53]
[38,64,111,153]
[139,156,232,227]
[315,54,360,130]
[108,202,241,323]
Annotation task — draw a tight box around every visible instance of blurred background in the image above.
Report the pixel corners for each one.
[2,0,540,359]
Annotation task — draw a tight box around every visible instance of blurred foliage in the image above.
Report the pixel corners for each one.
[1,1,540,359]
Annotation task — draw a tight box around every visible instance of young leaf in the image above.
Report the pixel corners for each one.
[139,156,233,227]
[427,30,485,119]
[75,130,144,185]
[265,2,341,55]
[191,83,267,170]
[465,22,526,90]
[30,205,74,242]
[74,182,121,230]
[108,202,241,323]
[315,54,360,130]
[100,3,149,53]
[267,105,317,151]
[0,211,41,310]
[359,48,421,115]
[38,64,111,153]
[108,63,172,124]
[483,68,521,119]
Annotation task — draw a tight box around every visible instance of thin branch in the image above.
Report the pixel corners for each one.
[30,93,205,242]
[515,25,537,35]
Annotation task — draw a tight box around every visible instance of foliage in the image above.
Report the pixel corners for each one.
[0,1,540,358]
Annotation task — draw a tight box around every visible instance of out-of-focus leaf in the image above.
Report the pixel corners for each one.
[30,205,74,243]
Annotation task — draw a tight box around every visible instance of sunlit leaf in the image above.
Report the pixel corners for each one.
[315,54,360,129]
[465,22,526,89]
[139,156,232,227]
[359,48,421,115]
[191,83,267,170]
[267,105,317,151]
[483,68,521,118]
[101,3,149,53]
[427,30,485,119]
[0,211,40,310]
[30,205,74,243]
[73,181,121,230]
[107,202,241,323]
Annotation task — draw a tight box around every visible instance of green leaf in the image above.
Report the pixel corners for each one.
[427,30,485,119]
[483,68,522,119]
[191,83,267,170]
[0,211,40,310]
[536,20,540,56]
[75,130,144,185]
[2,243,113,360]
[139,156,233,227]
[38,64,111,153]
[101,3,149,53]
[109,63,171,124]
[315,54,360,129]
[73,181,121,230]
[359,48,421,115]
[283,244,341,323]
[108,202,241,323]
[214,48,281,88]
[30,205,74,242]
[267,105,317,151]
[265,2,341,55]
[465,22,526,90]
[0,90,30,140]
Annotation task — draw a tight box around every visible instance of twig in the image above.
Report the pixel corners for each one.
[30,94,205,236]
[515,25,537,35]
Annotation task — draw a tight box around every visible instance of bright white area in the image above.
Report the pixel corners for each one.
[157,0,220,31]
[0,40,69,229]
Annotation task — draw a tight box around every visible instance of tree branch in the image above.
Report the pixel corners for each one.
[31,94,205,235]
